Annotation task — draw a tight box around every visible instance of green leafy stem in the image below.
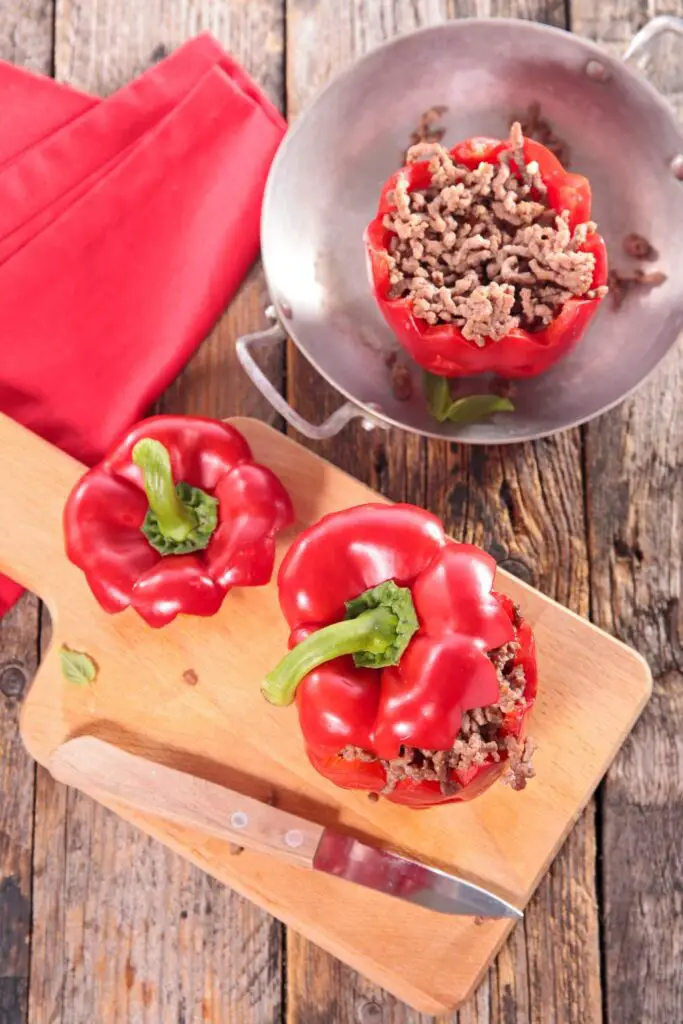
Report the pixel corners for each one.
[132,439,218,556]
[262,580,419,707]
[424,371,514,425]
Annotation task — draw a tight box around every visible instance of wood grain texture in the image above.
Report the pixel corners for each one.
[572,2,683,1022]
[27,608,72,1024]
[284,1,603,1021]
[0,597,38,1024]
[49,790,282,1024]
[283,4,446,1014]
[28,763,69,1024]
[1,1,676,1021]
[26,3,288,1022]
[426,436,604,1024]
[3,412,649,1015]
[0,0,53,72]
[428,433,603,1024]
[432,7,605,1012]
[51,739,325,869]
[0,8,53,1024]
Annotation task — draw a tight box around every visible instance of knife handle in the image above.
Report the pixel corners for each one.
[49,736,324,869]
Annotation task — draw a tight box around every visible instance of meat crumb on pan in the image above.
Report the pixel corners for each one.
[404,105,448,161]
[513,102,570,165]
[492,377,517,401]
[610,231,666,309]
[385,349,414,401]
[608,266,667,310]
[633,269,667,286]
[340,628,535,798]
[623,232,658,261]
[383,123,606,345]
[390,363,414,401]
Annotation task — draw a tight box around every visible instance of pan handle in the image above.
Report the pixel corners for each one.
[236,310,386,441]
[624,15,683,64]
[623,16,683,179]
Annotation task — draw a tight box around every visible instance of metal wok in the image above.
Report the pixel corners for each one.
[237,16,683,444]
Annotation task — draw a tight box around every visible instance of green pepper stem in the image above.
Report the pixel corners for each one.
[132,439,197,542]
[262,606,399,707]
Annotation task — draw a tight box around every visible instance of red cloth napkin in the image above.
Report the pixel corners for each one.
[0,35,286,615]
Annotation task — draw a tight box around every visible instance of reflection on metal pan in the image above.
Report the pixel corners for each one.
[238,17,683,444]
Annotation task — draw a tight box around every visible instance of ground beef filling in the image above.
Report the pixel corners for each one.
[340,638,535,798]
[382,122,607,345]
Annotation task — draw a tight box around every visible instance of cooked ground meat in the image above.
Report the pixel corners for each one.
[623,232,658,261]
[404,104,448,161]
[340,630,535,798]
[390,363,413,401]
[609,231,666,310]
[608,266,668,310]
[382,122,607,345]
[501,735,536,791]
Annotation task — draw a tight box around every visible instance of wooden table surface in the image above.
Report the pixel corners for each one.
[0,1,680,1022]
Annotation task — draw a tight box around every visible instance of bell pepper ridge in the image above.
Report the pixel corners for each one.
[64,415,294,628]
[265,504,538,807]
[364,130,609,380]
[263,580,419,706]
[132,438,218,554]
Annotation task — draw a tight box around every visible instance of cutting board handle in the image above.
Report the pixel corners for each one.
[0,413,83,601]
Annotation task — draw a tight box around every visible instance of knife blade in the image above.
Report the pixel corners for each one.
[49,736,521,920]
[313,831,521,919]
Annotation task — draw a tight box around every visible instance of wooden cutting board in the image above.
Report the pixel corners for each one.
[0,413,650,1015]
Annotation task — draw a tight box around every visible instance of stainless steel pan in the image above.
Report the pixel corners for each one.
[237,16,683,444]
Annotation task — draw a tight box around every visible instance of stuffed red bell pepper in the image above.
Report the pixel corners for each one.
[262,504,537,808]
[365,122,608,379]
[65,416,293,627]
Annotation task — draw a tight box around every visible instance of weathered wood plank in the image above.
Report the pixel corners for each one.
[27,610,70,1024]
[0,0,53,73]
[285,1,602,1021]
[0,597,39,1024]
[285,2,448,1021]
[573,3,683,1022]
[147,0,287,428]
[0,10,55,1024]
[427,432,602,1024]
[285,0,449,493]
[27,3,287,1022]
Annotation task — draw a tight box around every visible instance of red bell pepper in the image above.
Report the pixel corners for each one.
[64,415,293,627]
[262,504,537,807]
[365,133,608,379]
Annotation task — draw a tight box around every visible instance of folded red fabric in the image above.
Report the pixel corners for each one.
[0,36,286,615]
[0,61,94,170]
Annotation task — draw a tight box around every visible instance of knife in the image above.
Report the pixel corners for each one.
[49,736,521,920]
